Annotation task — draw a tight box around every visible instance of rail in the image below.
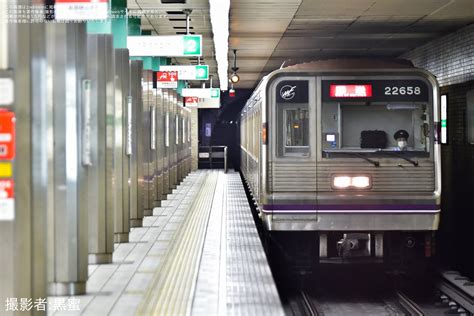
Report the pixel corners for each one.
[198,145,228,173]
[437,270,474,314]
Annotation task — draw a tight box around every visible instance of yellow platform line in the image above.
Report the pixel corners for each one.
[137,170,219,315]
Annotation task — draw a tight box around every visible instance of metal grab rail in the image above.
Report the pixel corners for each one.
[198,145,228,173]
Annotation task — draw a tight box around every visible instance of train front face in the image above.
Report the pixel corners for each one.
[261,69,441,233]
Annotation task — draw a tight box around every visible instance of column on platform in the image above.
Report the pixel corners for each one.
[162,89,171,199]
[113,48,131,243]
[154,87,164,208]
[141,68,154,216]
[0,0,50,310]
[129,60,144,227]
[86,34,116,263]
[46,23,89,296]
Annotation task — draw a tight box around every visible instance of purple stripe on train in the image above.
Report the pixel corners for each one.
[262,204,440,211]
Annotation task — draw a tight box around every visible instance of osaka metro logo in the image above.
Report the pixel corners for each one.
[280,85,297,100]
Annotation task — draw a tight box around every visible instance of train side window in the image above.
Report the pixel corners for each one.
[285,109,309,147]
[467,90,474,144]
[277,105,310,156]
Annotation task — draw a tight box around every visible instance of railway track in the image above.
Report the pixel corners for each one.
[298,290,408,315]
[295,288,456,315]
[396,292,425,315]
[300,291,318,316]
[436,270,474,315]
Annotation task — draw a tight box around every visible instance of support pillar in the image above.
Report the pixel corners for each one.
[46,22,89,296]
[86,34,116,264]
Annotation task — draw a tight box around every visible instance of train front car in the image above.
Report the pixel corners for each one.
[241,60,441,265]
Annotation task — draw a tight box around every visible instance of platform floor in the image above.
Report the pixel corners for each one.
[50,170,284,315]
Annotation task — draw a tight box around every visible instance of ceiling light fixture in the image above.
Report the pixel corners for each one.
[230,73,240,83]
[230,49,240,83]
[208,0,230,91]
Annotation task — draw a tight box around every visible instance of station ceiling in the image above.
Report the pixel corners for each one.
[129,0,474,89]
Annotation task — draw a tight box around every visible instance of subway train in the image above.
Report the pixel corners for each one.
[240,59,441,264]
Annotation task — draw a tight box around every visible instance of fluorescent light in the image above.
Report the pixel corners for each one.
[386,103,421,110]
[208,0,230,91]
[441,94,447,144]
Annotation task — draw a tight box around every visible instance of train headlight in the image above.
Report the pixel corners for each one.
[351,176,371,188]
[333,176,352,188]
[332,175,371,189]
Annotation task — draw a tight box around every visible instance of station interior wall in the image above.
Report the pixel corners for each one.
[399,23,474,278]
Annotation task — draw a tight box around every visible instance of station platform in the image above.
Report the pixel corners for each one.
[50,170,284,315]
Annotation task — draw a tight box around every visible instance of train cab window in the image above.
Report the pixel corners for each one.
[321,101,430,158]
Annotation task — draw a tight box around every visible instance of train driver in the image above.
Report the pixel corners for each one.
[394,129,409,151]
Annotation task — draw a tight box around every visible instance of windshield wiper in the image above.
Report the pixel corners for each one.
[393,152,419,166]
[341,152,379,167]
[379,151,419,167]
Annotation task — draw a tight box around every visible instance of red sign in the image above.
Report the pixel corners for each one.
[330,84,372,98]
[0,179,13,199]
[185,97,198,107]
[0,111,15,160]
[157,71,178,82]
[156,71,178,89]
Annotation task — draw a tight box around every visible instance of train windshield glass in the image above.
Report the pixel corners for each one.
[321,101,431,158]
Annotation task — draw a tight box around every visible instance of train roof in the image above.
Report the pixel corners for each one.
[281,58,414,70]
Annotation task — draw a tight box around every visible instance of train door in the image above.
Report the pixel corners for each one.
[270,76,317,228]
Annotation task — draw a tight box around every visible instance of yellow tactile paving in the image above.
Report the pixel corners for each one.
[137,170,218,315]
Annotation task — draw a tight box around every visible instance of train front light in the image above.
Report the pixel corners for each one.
[351,176,370,188]
[333,176,352,189]
[332,175,371,189]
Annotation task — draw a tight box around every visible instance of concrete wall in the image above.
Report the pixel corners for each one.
[401,24,474,87]
[402,24,474,278]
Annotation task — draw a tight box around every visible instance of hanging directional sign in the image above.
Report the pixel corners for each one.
[181,88,220,99]
[55,0,108,21]
[127,35,202,57]
[159,65,209,80]
[184,97,220,109]
[156,71,178,89]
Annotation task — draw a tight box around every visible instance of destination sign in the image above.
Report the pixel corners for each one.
[322,80,430,102]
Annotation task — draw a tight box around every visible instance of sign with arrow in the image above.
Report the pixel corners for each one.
[156,71,178,88]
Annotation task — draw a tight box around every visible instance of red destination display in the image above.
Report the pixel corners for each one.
[329,84,372,98]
